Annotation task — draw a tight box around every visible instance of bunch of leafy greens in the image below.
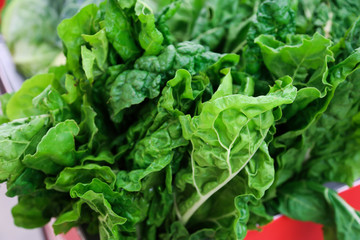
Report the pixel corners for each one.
[1,0,360,239]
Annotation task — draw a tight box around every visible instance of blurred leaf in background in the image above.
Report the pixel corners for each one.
[0,0,101,78]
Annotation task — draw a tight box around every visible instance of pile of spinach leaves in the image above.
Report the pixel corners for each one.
[1,0,360,239]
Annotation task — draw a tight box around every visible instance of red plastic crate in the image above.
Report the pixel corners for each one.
[0,0,5,12]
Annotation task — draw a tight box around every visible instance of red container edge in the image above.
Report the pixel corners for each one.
[0,0,5,12]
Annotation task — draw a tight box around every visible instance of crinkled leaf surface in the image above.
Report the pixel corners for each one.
[0,116,49,182]
[255,33,334,93]
[45,164,116,192]
[175,77,296,224]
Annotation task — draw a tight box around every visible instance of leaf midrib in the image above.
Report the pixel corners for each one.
[179,116,268,224]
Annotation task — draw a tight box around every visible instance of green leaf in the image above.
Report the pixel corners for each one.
[116,119,188,191]
[277,181,333,225]
[6,74,53,120]
[301,68,360,186]
[109,70,161,122]
[62,74,81,104]
[0,93,13,124]
[118,0,136,9]
[70,181,126,240]
[186,143,274,239]
[12,190,69,229]
[45,164,116,192]
[160,221,189,240]
[105,0,140,61]
[244,0,296,74]
[191,0,258,52]
[123,101,158,149]
[146,188,173,228]
[70,179,148,235]
[6,168,46,197]
[155,0,181,45]
[205,53,240,88]
[149,69,208,131]
[327,188,360,240]
[53,199,98,235]
[273,50,360,186]
[0,116,49,182]
[23,120,80,175]
[175,76,296,224]
[248,0,296,44]
[53,200,85,234]
[135,1,164,55]
[159,0,204,43]
[77,97,99,149]
[80,149,115,165]
[32,85,73,123]
[81,29,109,84]
[255,33,334,93]
[209,68,233,101]
[81,45,98,83]
[58,4,99,78]
[82,28,109,72]
[277,181,360,240]
[134,42,223,76]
